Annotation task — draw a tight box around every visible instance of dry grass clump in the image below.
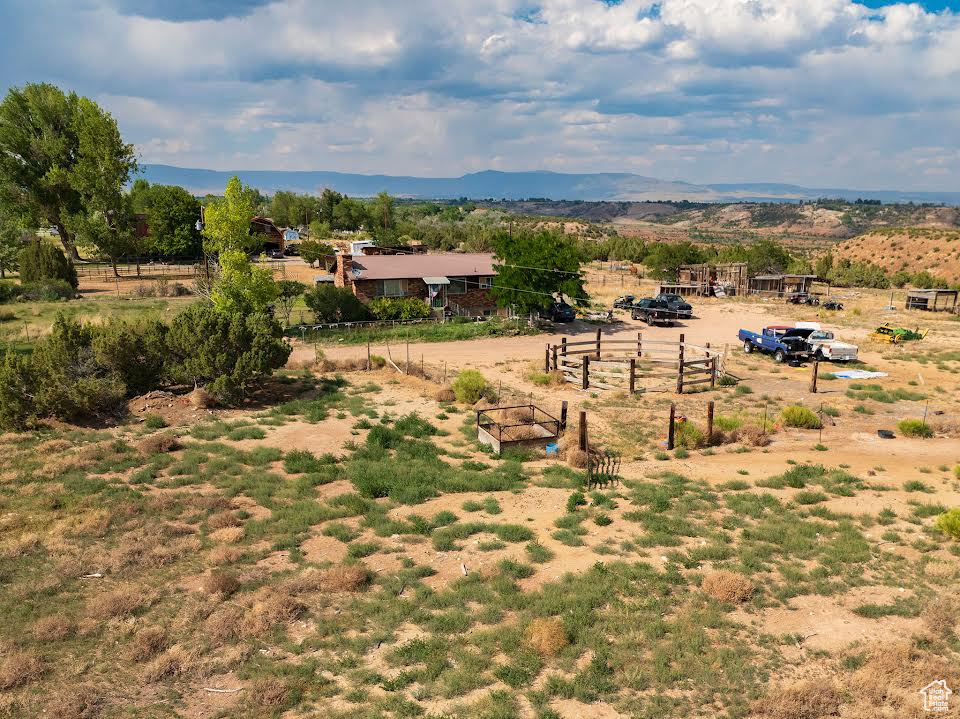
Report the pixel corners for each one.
[142,645,196,682]
[107,526,201,573]
[729,425,772,447]
[566,449,589,469]
[318,357,368,372]
[32,613,74,642]
[44,684,102,719]
[0,533,42,560]
[87,585,149,620]
[188,387,213,409]
[922,596,959,636]
[525,617,569,657]
[208,545,245,565]
[502,425,543,441]
[207,510,240,529]
[128,626,169,662]
[702,571,754,604]
[434,386,456,402]
[0,649,44,690]
[137,433,180,454]
[504,406,536,423]
[201,570,241,597]
[319,564,372,592]
[751,679,843,719]
[208,526,245,544]
[248,677,294,709]
[204,605,244,644]
[848,642,959,717]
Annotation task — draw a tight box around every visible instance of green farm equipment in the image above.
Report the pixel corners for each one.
[870,323,929,344]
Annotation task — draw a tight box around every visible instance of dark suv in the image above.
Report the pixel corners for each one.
[540,302,576,323]
[654,293,693,319]
[631,297,673,326]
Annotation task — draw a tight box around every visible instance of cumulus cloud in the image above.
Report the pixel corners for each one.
[0,0,958,188]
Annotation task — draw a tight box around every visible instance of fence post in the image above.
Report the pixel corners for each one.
[560,401,568,430]
[595,327,602,359]
[667,403,676,450]
[545,344,551,373]
[367,341,371,371]
[578,410,588,451]
[582,355,590,390]
[710,356,717,388]
[406,341,410,375]
[552,344,558,371]
[629,358,636,394]
[810,360,820,393]
[561,337,567,365]
[676,333,686,394]
[707,400,715,444]
[637,331,642,358]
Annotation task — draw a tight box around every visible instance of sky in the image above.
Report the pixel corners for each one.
[1,0,959,190]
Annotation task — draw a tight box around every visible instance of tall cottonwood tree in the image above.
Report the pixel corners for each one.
[0,83,136,260]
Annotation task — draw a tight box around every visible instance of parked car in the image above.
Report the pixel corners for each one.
[613,294,636,309]
[283,244,300,256]
[786,292,819,306]
[540,302,576,323]
[738,325,813,363]
[631,297,673,326]
[266,248,284,259]
[822,300,843,310]
[654,293,693,319]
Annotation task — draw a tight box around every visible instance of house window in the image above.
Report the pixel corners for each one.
[479,276,493,289]
[377,279,407,297]
[448,277,467,295]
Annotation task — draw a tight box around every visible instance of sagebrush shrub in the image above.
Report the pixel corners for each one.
[898,419,933,438]
[780,405,822,429]
[936,508,960,540]
[452,369,491,404]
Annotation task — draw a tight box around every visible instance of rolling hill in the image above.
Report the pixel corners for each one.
[138,164,960,205]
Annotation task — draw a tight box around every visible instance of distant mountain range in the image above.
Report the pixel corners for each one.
[138,165,960,205]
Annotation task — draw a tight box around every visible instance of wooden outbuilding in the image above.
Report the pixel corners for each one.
[905,288,958,312]
[748,274,823,297]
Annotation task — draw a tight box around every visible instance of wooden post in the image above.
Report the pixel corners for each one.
[629,358,636,394]
[560,401,568,430]
[710,356,717,388]
[561,337,567,364]
[578,410,588,451]
[552,344,558,371]
[582,355,590,390]
[810,360,819,393]
[667,403,676,450]
[545,344,551,373]
[637,331,642,358]
[707,400,715,444]
[676,333,686,394]
[366,341,371,371]
[595,327,602,359]
[405,341,410,375]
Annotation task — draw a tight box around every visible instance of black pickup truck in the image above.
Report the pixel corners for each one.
[631,297,673,326]
[654,293,693,319]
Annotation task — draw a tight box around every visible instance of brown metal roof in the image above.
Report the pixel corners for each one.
[350,253,496,281]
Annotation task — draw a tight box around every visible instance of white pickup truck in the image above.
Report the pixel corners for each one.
[796,322,859,362]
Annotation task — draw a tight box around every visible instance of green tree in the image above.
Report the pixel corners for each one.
[815,251,834,279]
[211,249,279,315]
[299,239,335,268]
[372,192,395,233]
[202,176,260,253]
[165,304,291,402]
[318,188,344,224]
[0,84,136,260]
[491,230,587,313]
[643,242,707,281]
[0,207,23,278]
[19,240,78,288]
[0,350,35,430]
[303,285,371,323]
[268,191,318,228]
[133,182,202,257]
[275,279,307,326]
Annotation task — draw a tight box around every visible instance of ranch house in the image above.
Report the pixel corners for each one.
[332,252,502,316]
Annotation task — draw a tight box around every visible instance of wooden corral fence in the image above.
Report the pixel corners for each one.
[545,329,719,394]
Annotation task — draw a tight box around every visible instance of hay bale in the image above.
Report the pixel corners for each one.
[525,617,568,657]
[434,387,456,403]
[702,571,754,603]
[188,387,213,409]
